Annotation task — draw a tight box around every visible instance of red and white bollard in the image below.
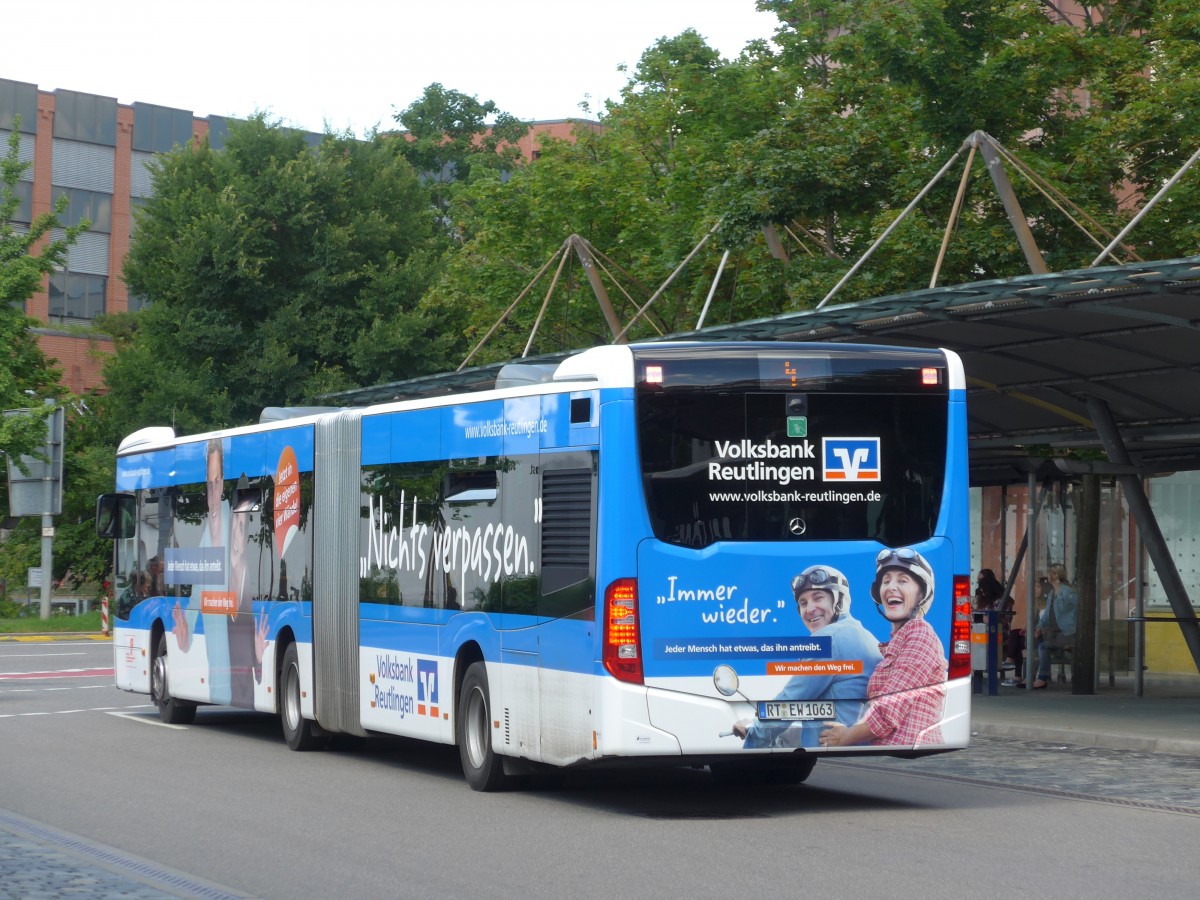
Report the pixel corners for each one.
[101,597,109,636]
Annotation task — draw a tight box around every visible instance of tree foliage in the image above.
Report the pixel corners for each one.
[718,0,1200,295]
[423,30,794,364]
[1,122,108,593]
[108,115,456,430]
[429,1,1200,355]
[394,84,530,217]
[1,124,79,462]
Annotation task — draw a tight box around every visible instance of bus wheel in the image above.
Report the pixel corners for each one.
[150,630,196,725]
[281,643,322,751]
[457,662,512,791]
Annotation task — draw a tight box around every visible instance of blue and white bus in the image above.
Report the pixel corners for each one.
[96,342,971,789]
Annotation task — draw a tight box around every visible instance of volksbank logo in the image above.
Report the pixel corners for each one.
[822,438,881,482]
[417,658,439,718]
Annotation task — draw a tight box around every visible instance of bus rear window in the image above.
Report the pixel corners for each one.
[636,390,947,548]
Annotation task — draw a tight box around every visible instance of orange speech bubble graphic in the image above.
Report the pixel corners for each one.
[274,446,300,559]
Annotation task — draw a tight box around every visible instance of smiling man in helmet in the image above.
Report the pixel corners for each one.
[733,564,881,749]
[821,547,947,748]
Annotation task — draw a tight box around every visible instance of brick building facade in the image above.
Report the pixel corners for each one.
[1,77,588,394]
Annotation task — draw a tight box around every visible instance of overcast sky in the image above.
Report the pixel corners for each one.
[10,1,778,136]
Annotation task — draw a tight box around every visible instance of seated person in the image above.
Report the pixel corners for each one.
[1033,564,1077,689]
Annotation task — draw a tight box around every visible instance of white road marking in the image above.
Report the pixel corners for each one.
[0,684,112,695]
[0,702,151,720]
[106,710,188,730]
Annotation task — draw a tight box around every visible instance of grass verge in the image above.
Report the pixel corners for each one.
[0,610,104,634]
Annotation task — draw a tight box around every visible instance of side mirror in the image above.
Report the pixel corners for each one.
[96,493,135,539]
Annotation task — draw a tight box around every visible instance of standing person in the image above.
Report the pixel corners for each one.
[733,565,882,748]
[820,547,947,748]
[973,568,1004,610]
[1005,576,1047,687]
[1033,564,1078,689]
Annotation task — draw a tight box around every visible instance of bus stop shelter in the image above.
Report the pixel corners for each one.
[330,254,1200,682]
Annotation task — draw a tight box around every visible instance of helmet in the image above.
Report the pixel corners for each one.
[871,547,935,618]
[792,565,851,619]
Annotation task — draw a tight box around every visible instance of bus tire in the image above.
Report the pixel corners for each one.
[281,643,323,751]
[151,630,196,725]
[457,662,512,791]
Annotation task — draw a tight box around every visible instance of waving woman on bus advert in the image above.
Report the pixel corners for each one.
[819,548,947,748]
[733,565,882,749]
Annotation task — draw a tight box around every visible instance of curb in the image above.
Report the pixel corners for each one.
[0,633,110,642]
[973,720,1200,759]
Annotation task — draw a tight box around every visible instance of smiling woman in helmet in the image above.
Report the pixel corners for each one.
[820,547,947,748]
[733,564,881,749]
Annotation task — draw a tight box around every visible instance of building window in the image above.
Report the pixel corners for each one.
[132,102,194,153]
[9,179,33,224]
[51,186,112,232]
[127,293,151,312]
[49,271,107,321]
[0,78,37,133]
[53,90,117,146]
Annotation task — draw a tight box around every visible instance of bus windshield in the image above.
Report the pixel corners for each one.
[635,346,948,548]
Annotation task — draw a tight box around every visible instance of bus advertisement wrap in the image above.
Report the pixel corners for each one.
[99,342,970,791]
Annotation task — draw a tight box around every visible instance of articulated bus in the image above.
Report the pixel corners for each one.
[96,342,971,790]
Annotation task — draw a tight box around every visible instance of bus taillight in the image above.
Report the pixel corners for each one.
[949,575,972,680]
[603,578,643,684]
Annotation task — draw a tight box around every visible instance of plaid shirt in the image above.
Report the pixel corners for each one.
[862,617,947,747]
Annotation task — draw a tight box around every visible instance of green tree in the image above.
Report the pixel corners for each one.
[394,84,530,218]
[424,30,794,362]
[107,115,456,430]
[1,123,82,461]
[1,120,109,596]
[428,3,1200,354]
[717,0,1200,302]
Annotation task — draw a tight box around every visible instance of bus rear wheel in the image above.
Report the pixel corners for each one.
[281,643,323,751]
[457,662,513,791]
[150,630,196,725]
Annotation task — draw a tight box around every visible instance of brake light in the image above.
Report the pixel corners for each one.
[949,574,972,680]
[603,578,643,684]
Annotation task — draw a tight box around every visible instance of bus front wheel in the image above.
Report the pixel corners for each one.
[151,630,196,725]
[457,662,513,791]
[281,643,323,751]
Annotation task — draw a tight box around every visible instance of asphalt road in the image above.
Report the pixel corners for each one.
[2,639,1197,899]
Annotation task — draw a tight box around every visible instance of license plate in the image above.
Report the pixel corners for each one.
[757,700,836,720]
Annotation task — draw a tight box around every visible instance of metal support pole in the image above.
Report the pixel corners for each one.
[1134,527,1145,697]
[615,224,718,342]
[1026,470,1039,687]
[815,148,964,309]
[695,249,730,330]
[1090,144,1200,267]
[38,400,58,621]
[40,511,52,620]
[570,235,625,342]
[931,142,977,289]
[977,133,1049,275]
[1086,396,1200,674]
